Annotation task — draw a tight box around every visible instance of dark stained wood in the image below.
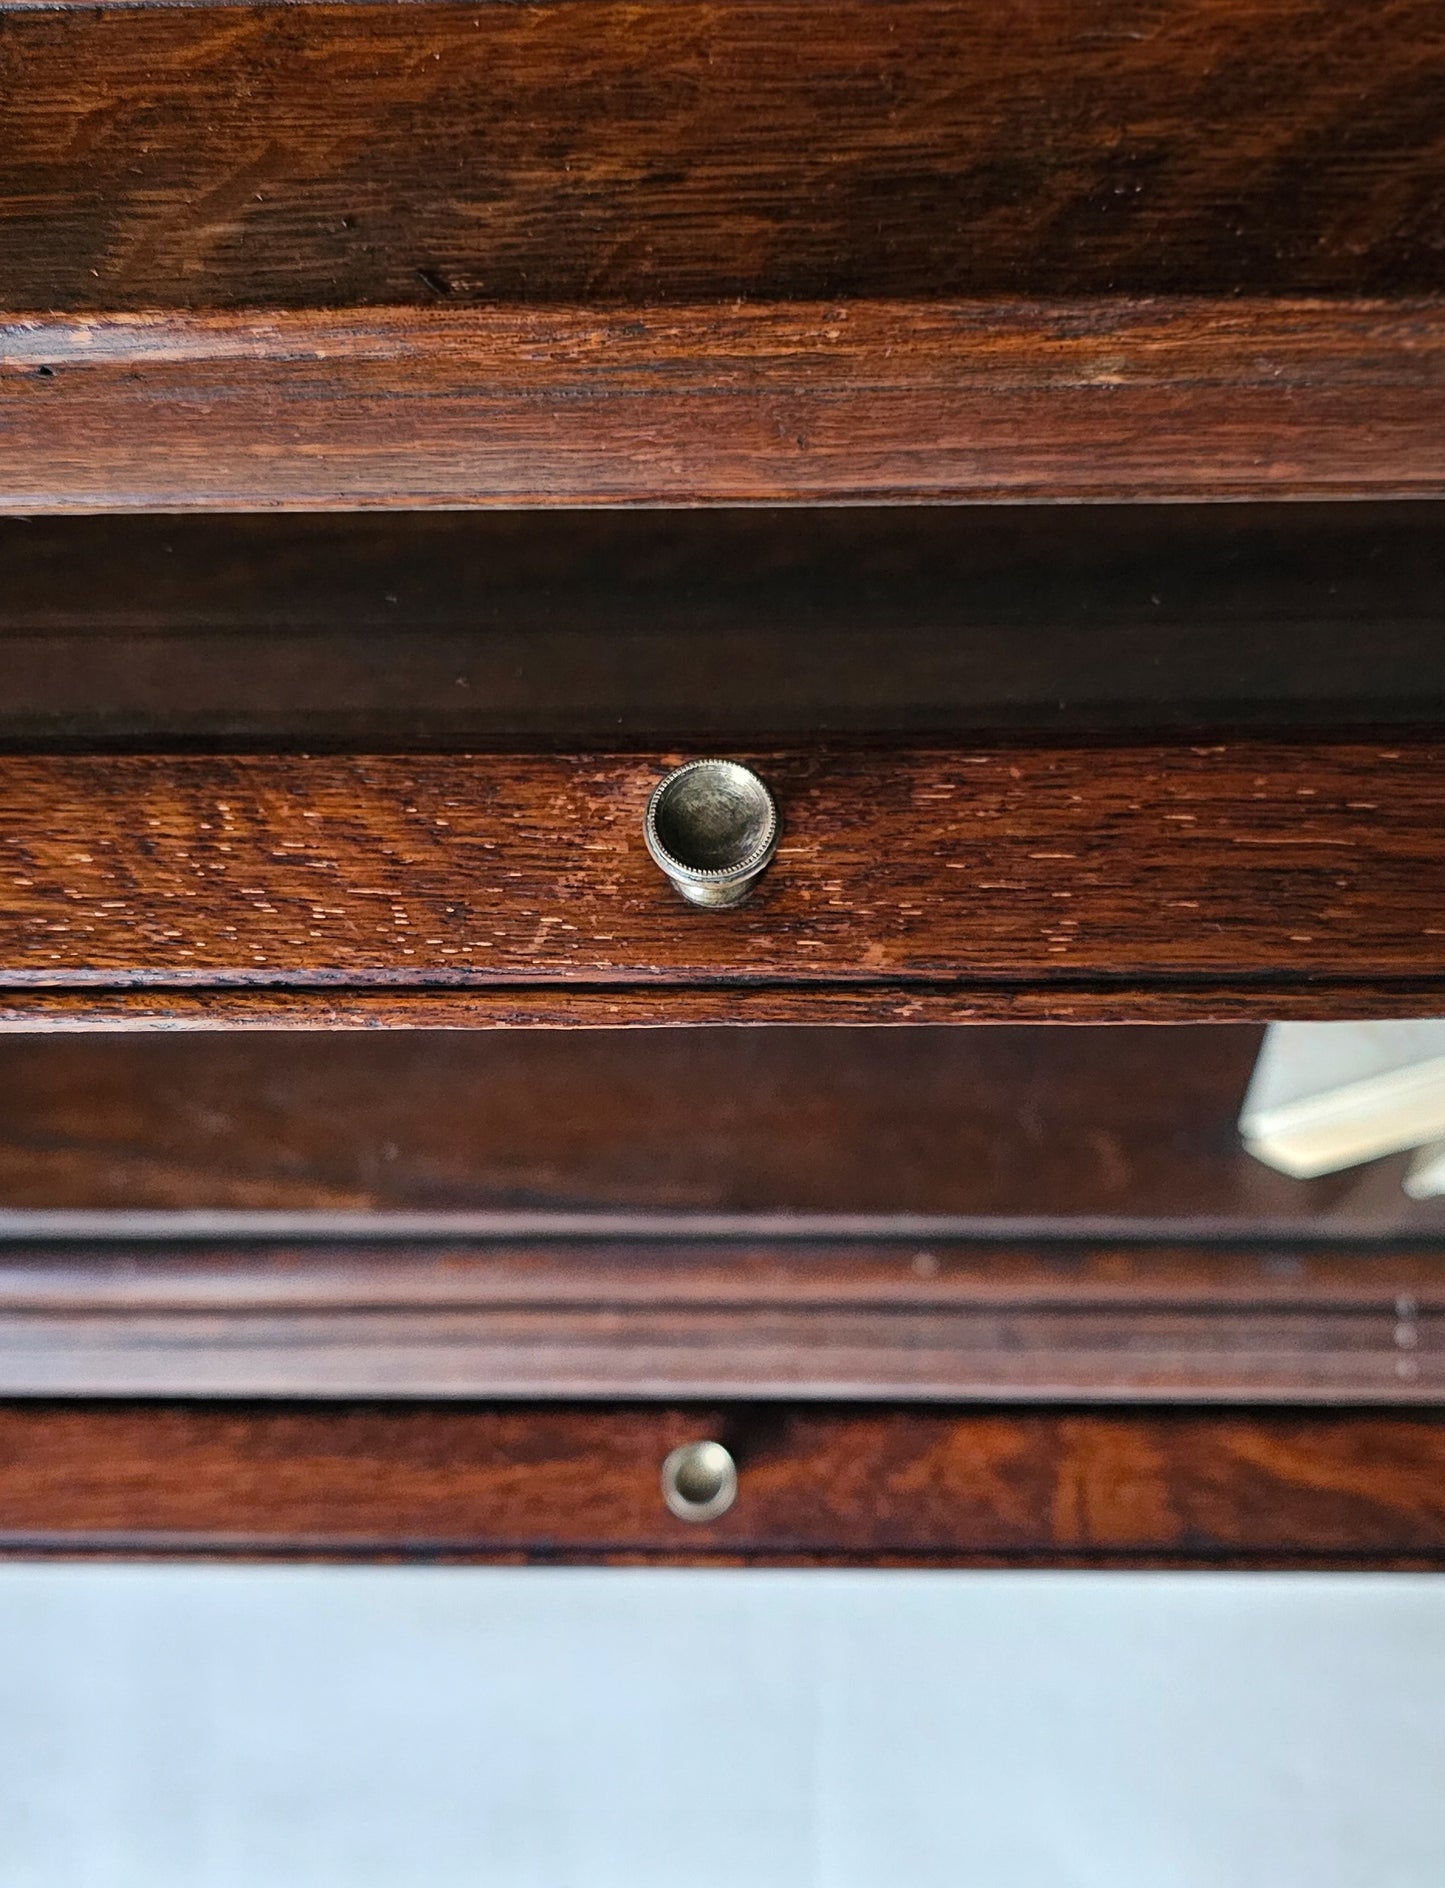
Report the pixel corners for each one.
[4,503,1445,747]
[13,1240,1445,1312]
[0,744,1437,1026]
[3,302,1443,509]
[0,1240,1440,1402]
[0,2,1438,1578]
[1,1033,1438,1403]
[1,1,1442,308]
[6,981,1445,1029]
[1,1025,1442,1237]
[2,1402,1443,1564]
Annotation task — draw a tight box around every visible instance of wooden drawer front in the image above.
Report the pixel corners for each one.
[2,1403,1443,1567]
[0,742,1441,1026]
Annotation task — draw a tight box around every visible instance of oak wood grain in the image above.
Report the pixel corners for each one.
[1,0,1441,308]
[0,745,1437,1019]
[0,1240,1438,1402]
[2,302,1443,509]
[2,1402,1442,1564]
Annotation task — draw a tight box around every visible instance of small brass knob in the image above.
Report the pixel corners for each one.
[645,760,779,908]
[661,1440,738,1522]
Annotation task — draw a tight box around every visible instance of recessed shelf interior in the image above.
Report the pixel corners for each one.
[2,502,1441,748]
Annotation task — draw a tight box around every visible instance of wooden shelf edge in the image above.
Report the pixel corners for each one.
[2,299,1442,508]
[0,1238,1438,1403]
[0,983,1442,1029]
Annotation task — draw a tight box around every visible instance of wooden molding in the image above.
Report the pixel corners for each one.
[2,302,1443,509]
[0,1240,1439,1403]
[6,984,1445,1029]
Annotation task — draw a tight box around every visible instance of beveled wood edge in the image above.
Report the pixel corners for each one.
[0,981,1442,1028]
[5,1547,1440,1570]
[2,299,1442,507]
[5,1236,1444,1306]
[0,1238,1437,1402]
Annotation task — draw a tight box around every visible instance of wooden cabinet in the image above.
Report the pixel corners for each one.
[1,0,1442,1565]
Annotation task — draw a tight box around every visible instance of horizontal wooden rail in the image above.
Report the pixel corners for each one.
[2,301,1443,508]
[6,985,1445,1029]
[0,1241,1439,1403]
[0,741,1439,1023]
[2,1401,1443,1565]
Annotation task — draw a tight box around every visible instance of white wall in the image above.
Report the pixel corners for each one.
[1,1567,1442,1888]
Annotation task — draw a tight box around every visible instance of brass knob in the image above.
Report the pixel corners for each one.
[644,760,779,908]
[661,1440,738,1522]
